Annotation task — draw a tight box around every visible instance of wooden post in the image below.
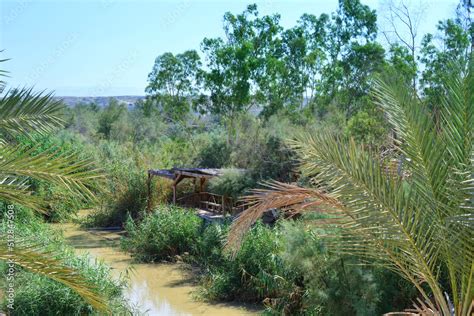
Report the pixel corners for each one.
[200,177,206,192]
[172,174,183,205]
[147,172,152,212]
[172,184,176,204]
[221,195,225,214]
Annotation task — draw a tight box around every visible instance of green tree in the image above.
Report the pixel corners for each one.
[0,60,108,312]
[229,60,474,315]
[420,16,472,111]
[311,0,381,116]
[97,98,126,138]
[198,5,262,141]
[146,50,201,121]
[385,43,417,86]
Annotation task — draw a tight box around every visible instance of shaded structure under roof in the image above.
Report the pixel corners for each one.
[147,167,245,214]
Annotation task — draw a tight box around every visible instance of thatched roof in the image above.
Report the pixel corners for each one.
[148,167,245,180]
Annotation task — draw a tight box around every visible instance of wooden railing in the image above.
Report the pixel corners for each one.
[177,192,244,215]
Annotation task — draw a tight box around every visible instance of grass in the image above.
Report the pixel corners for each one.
[121,205,202,262]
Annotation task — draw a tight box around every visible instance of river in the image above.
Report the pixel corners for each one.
[55,222,259,316]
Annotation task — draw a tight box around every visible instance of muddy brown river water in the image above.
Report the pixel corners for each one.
[55,223,259,316]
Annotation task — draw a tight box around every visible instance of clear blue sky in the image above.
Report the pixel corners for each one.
[0,0,459,96]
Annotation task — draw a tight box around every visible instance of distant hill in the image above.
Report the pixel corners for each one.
[55,95,146,107]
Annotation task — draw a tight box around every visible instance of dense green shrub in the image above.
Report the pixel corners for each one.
[118,201,418,315]
[97,99,127,138]
[194,133,232,168]
[200,222,302,313]
[279,220,417,315]
[191,222,228,267]
[64,102,100,138]
[345,110,387,146]
[121,205,201,261]
[208,169,254,199]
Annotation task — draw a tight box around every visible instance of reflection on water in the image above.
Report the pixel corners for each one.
[55,223,258,316]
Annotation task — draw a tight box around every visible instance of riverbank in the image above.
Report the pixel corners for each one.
[54,222,259,315]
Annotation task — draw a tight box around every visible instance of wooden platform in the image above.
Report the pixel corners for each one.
[196,209,227,220]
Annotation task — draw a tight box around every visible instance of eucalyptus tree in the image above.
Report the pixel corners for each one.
[0,59,108,312]
[420,15,472,112]
[324,0,384,115]
[280,1,385,117]
[228,61,474,315]
[198,4,264,141]
[146,50,202,121]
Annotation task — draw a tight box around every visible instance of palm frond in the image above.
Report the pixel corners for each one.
[0,143,105,206]
[0,57,8,93]
[0,241,109,313]
[373,76,449,211]
[0,88,64,140]
[437,60,474,315]
[226,181,342,252]
[0,176,47,212]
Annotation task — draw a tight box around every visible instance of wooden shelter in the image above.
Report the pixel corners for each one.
[147,168,245,215]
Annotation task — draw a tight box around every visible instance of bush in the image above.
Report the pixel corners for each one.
[345,110,387,146]
[279,220,417,315]
[194,133,231,168]
[121,205,201,262]
[208,169,254,199]
[200,222,302,314]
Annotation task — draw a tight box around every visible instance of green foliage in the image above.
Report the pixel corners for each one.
[193,133,231,168]
[420,16,472,110]
[2,2,470,314]
[121,205,201,262]
[0,56,109,312]
[64,102,100,138]
[146,50,201,121]
[121,207,417,315]
[280,220,417,315]
[230,60,474,315]
[200,222,301,312]
[14,132,93,222]
[386,43,417,86]
[345,110,387,145]
[208,169,254,199]
[97,98,127,138]
[198,5,260,121]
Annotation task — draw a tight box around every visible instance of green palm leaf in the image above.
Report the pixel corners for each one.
[0,178,47,212]
[0,144,105,207]
[0,241,109,313]
[0,88,64,140]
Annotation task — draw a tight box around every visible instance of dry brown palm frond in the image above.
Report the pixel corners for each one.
[404,296,443,316]
[226,181,343,253]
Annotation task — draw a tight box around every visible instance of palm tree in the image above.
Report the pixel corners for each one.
[228,61,473,315]
[0,57,108,312]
